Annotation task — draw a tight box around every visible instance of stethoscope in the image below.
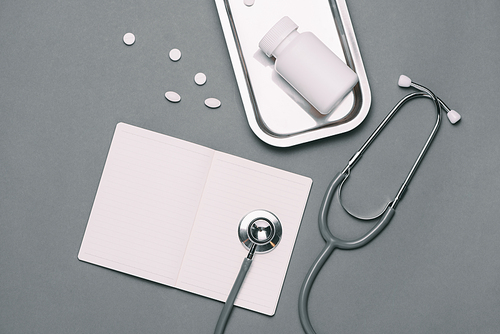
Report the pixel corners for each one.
[214,209,283,334]
[298,75,461,334]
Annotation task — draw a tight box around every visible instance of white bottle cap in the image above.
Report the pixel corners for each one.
[259,16,298,57]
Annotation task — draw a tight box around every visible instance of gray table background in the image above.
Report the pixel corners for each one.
[1,0,499,333]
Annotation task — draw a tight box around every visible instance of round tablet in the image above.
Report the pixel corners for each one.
[123,33,136,46]
[194,72,207,86]
[165,91,181,103]
[204,98,221,109]
[169,48,182,62]
[244,0,255,6]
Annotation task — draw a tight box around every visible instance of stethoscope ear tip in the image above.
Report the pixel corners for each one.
[447,109,461,124]
[398,74,461,124]
[398,74,412,88]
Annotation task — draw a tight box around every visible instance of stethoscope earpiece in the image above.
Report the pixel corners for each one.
[398,74,461,124]
[398,74,412,88]
[299,75,461,334]
[446,109,461,124]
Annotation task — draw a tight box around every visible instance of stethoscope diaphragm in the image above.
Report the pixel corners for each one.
[238,210,282,254]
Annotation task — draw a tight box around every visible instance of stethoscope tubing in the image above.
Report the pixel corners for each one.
[298,173,395,334]
[298,80,452,334]
[214,257,253,334]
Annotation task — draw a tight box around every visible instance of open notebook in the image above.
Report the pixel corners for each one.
[78,123,312,316]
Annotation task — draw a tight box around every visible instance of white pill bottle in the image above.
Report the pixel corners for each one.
[259,16,358,115]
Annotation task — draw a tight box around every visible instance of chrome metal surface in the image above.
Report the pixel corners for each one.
[238,210,282,253]
[215,0,371,147]
[249,219,274,244]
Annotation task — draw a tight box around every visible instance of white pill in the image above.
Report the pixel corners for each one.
[165,91,181,103]
[123,33,135,46]
[169,48,182,61]
[194,72,207,86]
[204,98,221,109]
[244,0,255,6]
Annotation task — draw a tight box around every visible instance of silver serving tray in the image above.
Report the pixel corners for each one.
[215,0,371,147]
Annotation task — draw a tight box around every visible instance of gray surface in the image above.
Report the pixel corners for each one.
[1,0,499,333]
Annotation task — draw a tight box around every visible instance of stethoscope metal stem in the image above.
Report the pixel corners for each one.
[246,243,257,259]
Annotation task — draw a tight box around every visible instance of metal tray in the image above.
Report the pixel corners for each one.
[215,0,371,147]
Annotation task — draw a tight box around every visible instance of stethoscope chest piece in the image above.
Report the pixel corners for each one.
[215,210,283,334]
[238,210,282,253]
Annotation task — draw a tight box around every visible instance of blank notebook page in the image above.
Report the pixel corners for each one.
[78,123,312,316]
[78,123,214,286]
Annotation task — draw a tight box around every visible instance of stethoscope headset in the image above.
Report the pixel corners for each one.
[298,75,461,334]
